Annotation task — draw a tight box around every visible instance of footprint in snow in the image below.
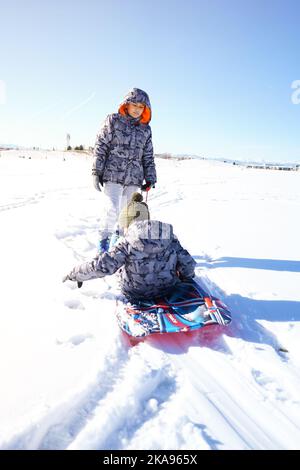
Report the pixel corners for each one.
[56,333,94,347]
[64,298,85,310]
[251,369,289,402]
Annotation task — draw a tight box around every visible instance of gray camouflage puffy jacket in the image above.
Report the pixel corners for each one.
[68,220,196,300]
[93,88,157,187]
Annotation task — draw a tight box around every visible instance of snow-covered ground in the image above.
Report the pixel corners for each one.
[0,149,300,450]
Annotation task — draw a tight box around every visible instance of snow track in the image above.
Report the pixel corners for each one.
[0,151,300,449]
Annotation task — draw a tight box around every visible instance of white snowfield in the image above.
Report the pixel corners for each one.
[0,150,300,450]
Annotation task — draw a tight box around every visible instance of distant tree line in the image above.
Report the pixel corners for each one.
[67,145,84,151]
[155,153,194,161]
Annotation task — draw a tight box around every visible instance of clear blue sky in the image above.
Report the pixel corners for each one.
[1,0,300,162]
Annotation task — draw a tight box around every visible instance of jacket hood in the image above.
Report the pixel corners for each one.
[125,220,173,254]
[118,88,152,124]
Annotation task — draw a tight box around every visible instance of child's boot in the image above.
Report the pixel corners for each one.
[98,237,110,254]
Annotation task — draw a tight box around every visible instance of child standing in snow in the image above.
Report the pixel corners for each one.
[92,88,157,253]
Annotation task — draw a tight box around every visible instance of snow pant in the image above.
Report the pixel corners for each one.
[98,182,140,241]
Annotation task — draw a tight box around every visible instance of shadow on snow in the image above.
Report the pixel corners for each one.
[142,256,300,357]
